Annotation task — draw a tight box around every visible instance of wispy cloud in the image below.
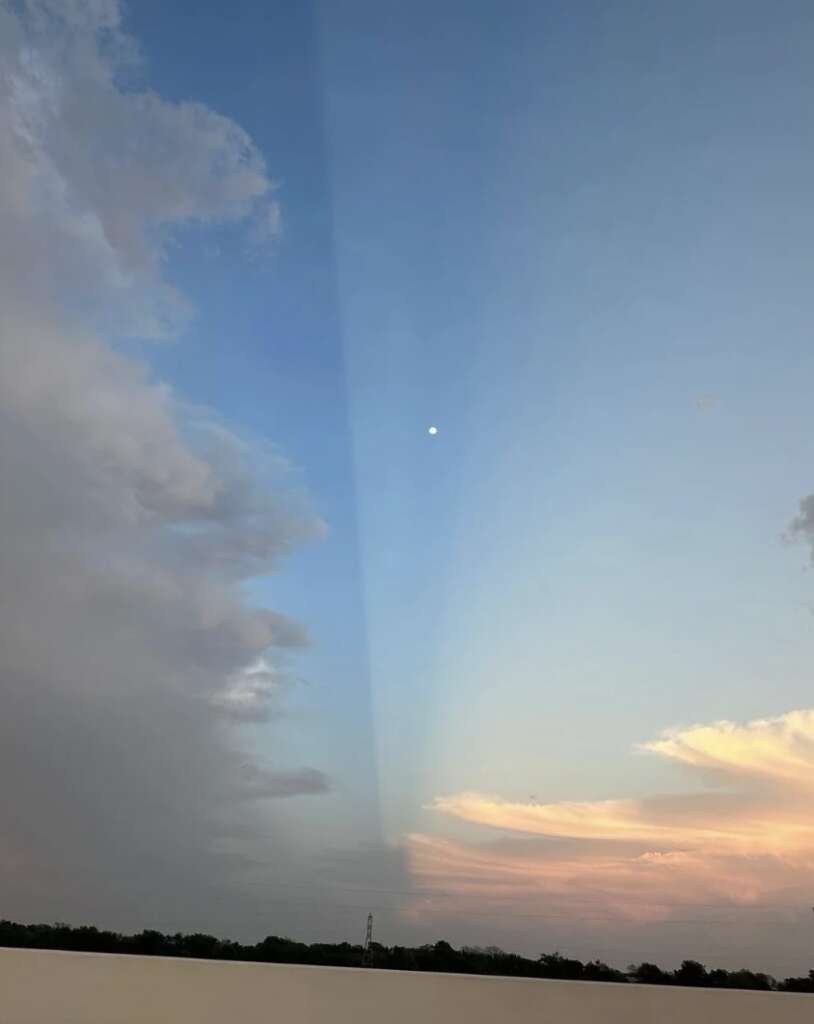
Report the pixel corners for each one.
[642,710,814,793]
[236,763,331,800]
[420,710,814,918]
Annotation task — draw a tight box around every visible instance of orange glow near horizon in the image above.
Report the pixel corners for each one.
[406,709,814,921]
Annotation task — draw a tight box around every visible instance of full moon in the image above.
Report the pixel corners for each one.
[428,426,438,435]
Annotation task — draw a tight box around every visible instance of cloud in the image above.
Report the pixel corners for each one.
[1,0,277,339]
[237,764,331,800]
[430,789,814,859]
[787,493,814,549]
[399,430,814,970]
[0,0,326,929]
[212,658,287,722]
[421,709,814,923]
[641,709,814,793]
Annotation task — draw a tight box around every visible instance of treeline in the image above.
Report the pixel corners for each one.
[1,920,813,993]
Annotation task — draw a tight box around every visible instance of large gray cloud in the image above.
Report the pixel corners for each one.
[0,0,328,931]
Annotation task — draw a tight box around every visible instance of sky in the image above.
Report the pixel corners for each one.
[3,0,814,977]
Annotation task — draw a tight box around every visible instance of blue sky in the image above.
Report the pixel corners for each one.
[5,0,814,973]
[130,0,814,813]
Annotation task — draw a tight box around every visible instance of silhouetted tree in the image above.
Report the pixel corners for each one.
[538,952,584,980]
[778,970,814,993]
[0,918,808,993]
[630,962,669,985]
[128,930,168,957]
[582,959,627,983]
[673,960,708,986]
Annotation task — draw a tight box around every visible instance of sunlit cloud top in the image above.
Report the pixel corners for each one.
[641,709,814,792]
[407,708,814,945]
[432,709,814,857]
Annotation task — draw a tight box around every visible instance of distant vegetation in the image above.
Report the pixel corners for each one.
[1,920,812,993]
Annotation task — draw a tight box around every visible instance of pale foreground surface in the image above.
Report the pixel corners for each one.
[1,948,812,1024]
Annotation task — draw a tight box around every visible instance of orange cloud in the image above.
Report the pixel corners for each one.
[641,709,814,791]
[404,833,804,924]
[410,709,814,919]
[430,791,814,856]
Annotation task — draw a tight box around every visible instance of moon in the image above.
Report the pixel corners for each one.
[428,426,438,435]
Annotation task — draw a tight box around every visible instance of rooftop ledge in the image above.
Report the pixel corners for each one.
[2,947,813,1024]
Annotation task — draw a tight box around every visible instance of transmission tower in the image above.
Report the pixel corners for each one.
[361,913,374,966]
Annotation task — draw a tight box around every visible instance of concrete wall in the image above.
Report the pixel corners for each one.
[1,948,812,1023]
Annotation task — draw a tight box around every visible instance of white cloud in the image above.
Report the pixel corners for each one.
[0,0,326,926]
[641,709,814,792]
[212,658,285,721]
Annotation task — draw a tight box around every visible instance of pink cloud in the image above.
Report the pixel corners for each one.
[411,709,814,921]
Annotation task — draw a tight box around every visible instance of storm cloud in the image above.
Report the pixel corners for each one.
[0,0,326,929]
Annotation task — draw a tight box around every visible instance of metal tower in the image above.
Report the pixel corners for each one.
[361,913,374,966]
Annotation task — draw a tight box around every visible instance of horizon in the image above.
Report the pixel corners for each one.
[2,916,811,988]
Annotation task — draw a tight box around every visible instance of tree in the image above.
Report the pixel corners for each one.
[673,960,708,987]
[538,952,584,980]
[582,959,627,983]
[0,916,808,993]
[630,962,669,985]
[128,930,168,956]
[181,933,223,959]
[778,970,814,993]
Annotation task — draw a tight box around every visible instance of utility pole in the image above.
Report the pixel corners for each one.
[361,913,374,967]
